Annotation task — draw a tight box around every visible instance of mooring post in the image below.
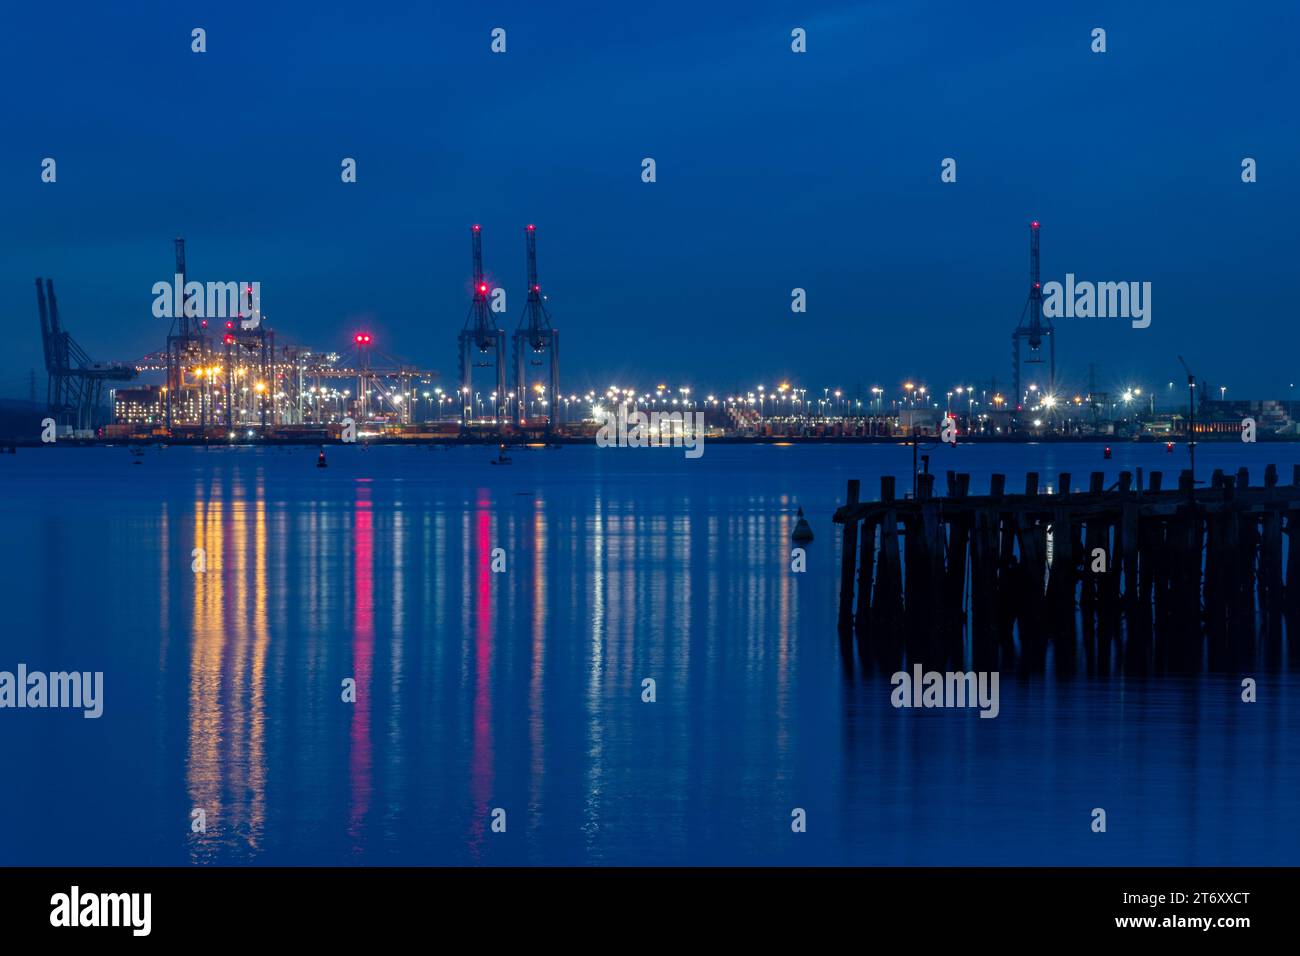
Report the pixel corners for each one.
[1262,465,1282,629]
[838,479,861,633]
[1285,468,1300,614]
[876,475,903,655]
[1122,498,1139,618]
[854,516,876,642]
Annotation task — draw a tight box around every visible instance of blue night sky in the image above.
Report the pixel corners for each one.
[1,0,1296,399]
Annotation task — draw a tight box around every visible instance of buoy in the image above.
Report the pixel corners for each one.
[1103,446,1112,460]
[791,507,814,542]
[317,449,328,468]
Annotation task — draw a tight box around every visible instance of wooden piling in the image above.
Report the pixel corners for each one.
[831,462,1296,673]
[837,479,860,634]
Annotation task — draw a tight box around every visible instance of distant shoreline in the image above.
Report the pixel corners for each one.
[3,434,1295,449]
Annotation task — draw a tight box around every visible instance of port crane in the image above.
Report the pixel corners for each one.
[512,224,560,429]
[457,225,507,428]
[35,277,137,432]
[1011,220,1055,407]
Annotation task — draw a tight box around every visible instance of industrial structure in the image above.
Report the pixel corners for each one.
[29,224,1300,446]
[457,225,507,428]
[35,277,136,432]
[512,224,560,429]
[1010,220,1055,406]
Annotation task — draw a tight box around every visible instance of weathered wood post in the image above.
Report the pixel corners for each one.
[837,479,860,634]
[1261,464,1283,643]
[1017,472,1048,663]
[1048,472,1077,660]
[943,473,972,664]
[875,475,904,659]
[971,488,998,670]
[1286,465,1300,621]
[854,515,876,645]
[1119,472,1138,619]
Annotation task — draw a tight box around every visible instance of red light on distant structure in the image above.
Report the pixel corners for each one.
[226,320,234,329]
[526,224,535,231]
[1034,282,1041,289]
[354,333,372,345]
[478,283,488,294]
[223,334,234,345]
[532,285,540,292]
[1031,220,1040,229]
[472,224,481,232]
[200,319,208,328]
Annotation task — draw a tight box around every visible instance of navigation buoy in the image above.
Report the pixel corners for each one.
[317,449,328,468]
[1103,446,1112,460]
[791,507,814,542]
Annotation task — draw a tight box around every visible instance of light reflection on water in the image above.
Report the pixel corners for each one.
[0,444,1297,866]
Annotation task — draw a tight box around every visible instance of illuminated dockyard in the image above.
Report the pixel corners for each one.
[24,226,1300,444]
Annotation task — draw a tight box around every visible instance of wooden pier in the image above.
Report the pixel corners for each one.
[832,465,1300,673]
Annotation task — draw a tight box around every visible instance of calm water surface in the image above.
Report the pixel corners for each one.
[1,443,1297,865]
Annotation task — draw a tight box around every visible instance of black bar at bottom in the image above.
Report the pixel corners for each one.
[0,866,1287,941]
